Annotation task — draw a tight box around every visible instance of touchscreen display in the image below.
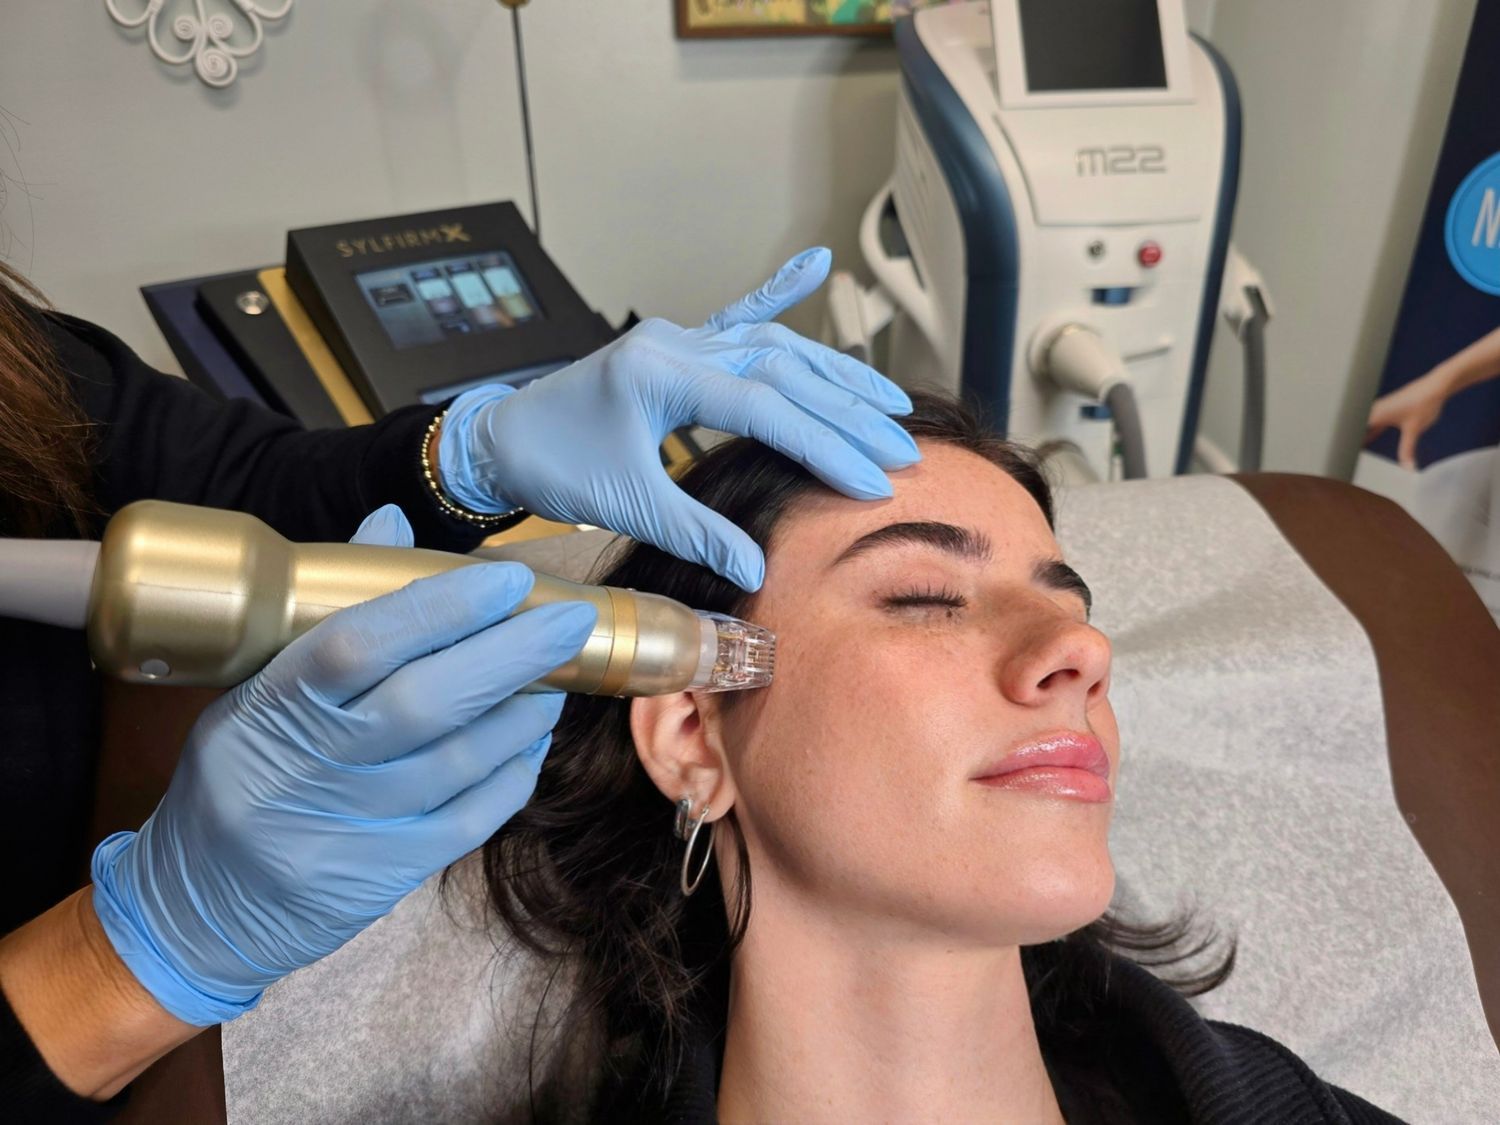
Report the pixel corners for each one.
[1018,0,1167,92]
[356,251,543,350]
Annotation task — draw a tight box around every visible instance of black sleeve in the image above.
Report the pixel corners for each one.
[1,988,124,1123]
[1208,1021,1410,1125]
[46,312,515,547]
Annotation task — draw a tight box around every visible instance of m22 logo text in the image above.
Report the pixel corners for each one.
[1075,145,1167,177]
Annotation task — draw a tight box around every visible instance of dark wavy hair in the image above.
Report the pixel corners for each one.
[0,259,95,536]
[479,391,1235,1120]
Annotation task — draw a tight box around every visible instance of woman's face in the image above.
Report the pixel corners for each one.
[711,440,1118,947]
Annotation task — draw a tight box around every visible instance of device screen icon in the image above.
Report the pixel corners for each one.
[450,270,497,311]
[368,283,414,307]
[357,251,545,350]
[482,264,537,321]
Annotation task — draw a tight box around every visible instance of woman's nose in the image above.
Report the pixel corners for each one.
[998,610,1112,709]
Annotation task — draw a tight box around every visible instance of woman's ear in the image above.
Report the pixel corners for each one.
[631,692,738,820]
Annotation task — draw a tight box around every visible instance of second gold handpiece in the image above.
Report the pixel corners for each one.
[2,501,774,697]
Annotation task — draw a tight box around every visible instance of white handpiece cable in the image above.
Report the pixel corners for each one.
[1035,324,1149,480]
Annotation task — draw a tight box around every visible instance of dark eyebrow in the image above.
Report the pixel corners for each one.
[830,520,1093,617]
[831,521,993,567]
[1036,559,1093,617]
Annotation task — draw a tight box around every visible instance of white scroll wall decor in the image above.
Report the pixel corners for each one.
[106,0,294,89]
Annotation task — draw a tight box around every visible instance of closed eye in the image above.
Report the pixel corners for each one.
[883,584,967,611]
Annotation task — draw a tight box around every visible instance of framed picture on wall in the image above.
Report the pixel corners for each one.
[675,1,957,39]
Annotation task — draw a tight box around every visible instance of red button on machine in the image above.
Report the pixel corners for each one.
[1137,241,1163,267]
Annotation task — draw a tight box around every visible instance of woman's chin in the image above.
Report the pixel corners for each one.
[998,864,1117,946]
[903,860,1115,949]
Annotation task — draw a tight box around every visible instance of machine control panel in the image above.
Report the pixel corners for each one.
[286,202,615,417]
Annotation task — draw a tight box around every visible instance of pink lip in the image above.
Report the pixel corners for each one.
[972,731,1112,803]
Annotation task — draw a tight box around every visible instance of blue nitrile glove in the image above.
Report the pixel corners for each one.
[437,247,921,591]
[89,505,597,1027]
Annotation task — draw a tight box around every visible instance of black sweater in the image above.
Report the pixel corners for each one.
[1,312,495,1120]
[660,953,1406,1124]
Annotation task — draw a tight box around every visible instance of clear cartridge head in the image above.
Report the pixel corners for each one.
[688,612,777,692]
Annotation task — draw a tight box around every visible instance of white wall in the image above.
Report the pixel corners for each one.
[0,1,1480,481]
[0,0,904,375]
[1195,0,1477,477]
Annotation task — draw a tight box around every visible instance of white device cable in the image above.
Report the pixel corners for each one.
[1192,433,1237,475]
[1237,285,1270,472]
[1037,324,1148,480]
[1104,382,1149,481]
[858,182,943,349]
[1196,283,1271,475]
[0,539,99,629]
[1217,247,1274,472]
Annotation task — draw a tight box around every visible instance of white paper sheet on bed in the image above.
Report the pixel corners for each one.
[223,475,1499,1123]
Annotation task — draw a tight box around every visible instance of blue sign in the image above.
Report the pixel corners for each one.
[1372,0,1500,466]
[1445,152,1500,296]
[1365,0,1500,623]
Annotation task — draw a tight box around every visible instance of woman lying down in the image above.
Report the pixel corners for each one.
[476,393,1403,1123]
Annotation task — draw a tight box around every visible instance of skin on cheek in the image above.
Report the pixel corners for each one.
[711,445,1117,942]
[717,620,870,883]
[723,608,972,900]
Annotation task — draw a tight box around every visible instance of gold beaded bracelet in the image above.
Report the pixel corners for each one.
[420,411,523,528]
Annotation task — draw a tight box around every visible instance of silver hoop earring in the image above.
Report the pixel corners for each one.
[676,796,716,897]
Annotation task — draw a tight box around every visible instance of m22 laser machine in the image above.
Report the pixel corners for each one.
[827,0,1269,482]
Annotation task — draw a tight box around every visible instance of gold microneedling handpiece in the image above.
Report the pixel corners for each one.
[2,501,774,697]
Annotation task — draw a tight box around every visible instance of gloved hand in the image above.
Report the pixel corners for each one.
[437,247,921,591]
[90,506,597,1027]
